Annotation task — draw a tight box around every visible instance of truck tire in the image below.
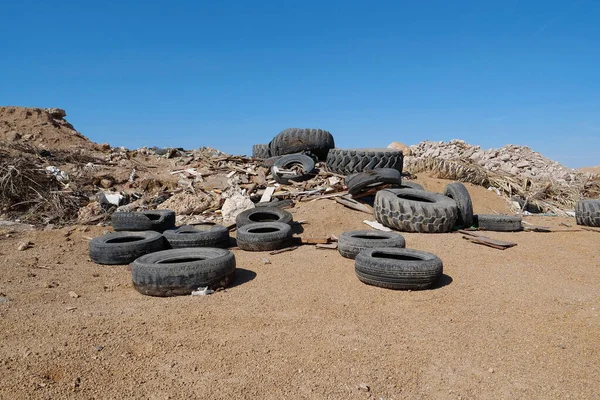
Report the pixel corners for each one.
[326,148,403,175]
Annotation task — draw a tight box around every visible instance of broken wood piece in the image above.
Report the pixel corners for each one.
[523,225,552,232]
[334,196,373,214]
[260,186,275,203]
[316,243,338,250]
[581,227,600,233]
[461,234,517,250]
[363,220,392,232]
[226,170,237,178]
[298,237,331,244]
[269,246,299,255]
[351,184,393,199]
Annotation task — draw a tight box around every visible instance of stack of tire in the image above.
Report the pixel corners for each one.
[89,210,236,297]
[234,207,294,251]
[575,199,600,227]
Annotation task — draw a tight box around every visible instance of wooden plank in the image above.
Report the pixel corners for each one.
[364,220,392,232]
[316,243,338,249]
[260,186,275,203]
[298,237,331,244]
[581,227,600,234]
[462,235,517,250]
[334,196,373,214]
[269,246,299,255]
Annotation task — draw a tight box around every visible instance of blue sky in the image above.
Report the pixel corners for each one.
[1,0,599,167]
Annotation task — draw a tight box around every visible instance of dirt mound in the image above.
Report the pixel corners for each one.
[579,166,600,175]
[0,106,97,151]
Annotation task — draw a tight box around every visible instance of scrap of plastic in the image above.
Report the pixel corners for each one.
[45,166,69,182]
[191,287,214,296]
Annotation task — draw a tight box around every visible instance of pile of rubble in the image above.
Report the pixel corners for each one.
[402,139,578,182]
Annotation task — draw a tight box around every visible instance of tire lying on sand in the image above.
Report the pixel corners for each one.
[443,182,474,228]
[269,128,334,160]
[271,153,316,184]
[326,148,404,175]
[112,210,176,233]
[252,144,270,159]
[374,188,458,233]
[89,231,164,265]
[236,222,293,251]
[575,199,600,227]
[338,230,406,259]
[474,214,523,231]
[397,181,424,191]
[355,248,443,290]
[163,224,230,249]
[345,168,402,196]
[236,207,293,228]
[131,248,236,297]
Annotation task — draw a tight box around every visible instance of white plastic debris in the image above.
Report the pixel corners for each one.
[97,192,124,206]
[565,211,576,217]
[45,166,69,182]
[487,186,501,196]
[363,220,393,232]
[129,168,137,183]
[191,287,214,296]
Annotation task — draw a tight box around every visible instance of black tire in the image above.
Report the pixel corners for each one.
[236,222,293,251]
[398,181,425,191]
[89,231,164,265]
[163,224,230,249]
[236,207,293,227]
[112,210,176,233]
[269,128,334,160]
[444,182,474,228]
[475,214,523,231]
[326,148,404,175]
[272,154,316,184]
[345,168,402,196]
[355,248,443,290]
[131,248,236,296]
[374,188,458,233]
[252,144,270,159]
[575,200,600,227]
[338,230,406,259]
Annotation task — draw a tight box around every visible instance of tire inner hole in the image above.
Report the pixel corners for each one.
[372,252,423,261]
[145,214,161,220]
[353,235,390,240]
[106,237,144,243]
[395,194,434,203]
[248,227,280,233]
[249,213,280,222]
[157,257,206,264]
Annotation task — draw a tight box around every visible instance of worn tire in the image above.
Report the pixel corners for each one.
[355,248,443,290]
[444,182,474,228]
[272,154,316,184]
[575,200,600,227]
[398,181,424,190]
[374,188,458,233]
[338,230,406,259]
[345,168,402,196]
[236,222,293,251]
[269,128,334,160]
[89,231,164,265]
[132,248,236,296]
[163,224,230,249]
[236,207,293,228]
[252,144,270,159]
[326,148,404,175]
[112,210,176,233]
[475,214,523,231]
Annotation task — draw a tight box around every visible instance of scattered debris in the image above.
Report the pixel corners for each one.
[316,243,338,249]
[357,383,370,392]
[68,291,80,298]
[191,287,215,296]
[260,257,271,265]
[18,241,32,251]
[335,195,373,214]
[363,220,393,232]
[221,194,255,225]
[269,246,299,255]
[459,230,517,250]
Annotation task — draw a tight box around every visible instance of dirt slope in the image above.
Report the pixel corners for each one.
[1,179,598,399]
[579,166,600,175]
[0,106,96,151]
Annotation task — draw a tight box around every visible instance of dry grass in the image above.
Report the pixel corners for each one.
[407,157,600,215]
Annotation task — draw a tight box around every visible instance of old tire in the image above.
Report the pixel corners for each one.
[444,182,474,228]
[236,207,293,228]
[89,231,164,265]
[272,154,316,184]
[345,168,402,196]
[163,224,230,249]
[374,188,458,233]
[575,200,600,227]
[269,128,334,160]
[112,210,176,233]
[398,181,424,190]
[236,222,293,251]
[252,144,270,159]
[326,148,404,175]
[131,248,236,297]
[338,230,406,259]
[475,214,523,231]
[355,248,443,290]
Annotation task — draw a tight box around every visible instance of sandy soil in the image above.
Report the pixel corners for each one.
[1,177,599,399]
[579,166,600,175]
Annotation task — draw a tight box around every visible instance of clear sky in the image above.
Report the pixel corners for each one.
[1,0,599,167]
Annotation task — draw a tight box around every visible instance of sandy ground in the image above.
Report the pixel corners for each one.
[1,177,599,400]
[579,166,600,175]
